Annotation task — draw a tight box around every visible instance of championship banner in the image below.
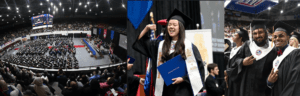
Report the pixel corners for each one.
[104,29,107,39]
[31,14,53,29]
[225,0,278,14]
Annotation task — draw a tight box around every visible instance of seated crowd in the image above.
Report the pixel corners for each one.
[2,37,79,69]
[0,60,127,96]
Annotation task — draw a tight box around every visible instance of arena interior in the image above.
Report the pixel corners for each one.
[0,0,128,96]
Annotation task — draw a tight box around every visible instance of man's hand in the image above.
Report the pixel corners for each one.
[172,77,184,85]
[268,68,279,83]
[224,71,228,88]
[127,58,133,70]
[243,55,256,66]
[139,78,145,85]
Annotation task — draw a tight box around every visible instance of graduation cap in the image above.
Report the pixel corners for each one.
[273,21,295,36]
[167,9,193,28]
[237,27,249,42]
[251,20,267,31]
[291,32,300,41]
[157,19,167,27]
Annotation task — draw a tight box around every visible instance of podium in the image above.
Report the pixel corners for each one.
[134,74,146,96]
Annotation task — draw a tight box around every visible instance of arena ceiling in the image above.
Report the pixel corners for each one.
[0,0,127,27]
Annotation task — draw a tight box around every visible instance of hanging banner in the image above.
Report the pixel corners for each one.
[99,28,101,35]
[111,30,114,40]
[104,29,107,39]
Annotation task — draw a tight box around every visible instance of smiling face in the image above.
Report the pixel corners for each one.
[167,20,180,40]
[273,31,289,49]
[253,28,267,46]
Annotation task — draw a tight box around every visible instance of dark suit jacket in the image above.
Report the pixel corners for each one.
[205,75,225,96]
[127,69,140,96]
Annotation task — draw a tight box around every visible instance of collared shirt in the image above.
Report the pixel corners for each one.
[212,75,216,79]
[280,44,289,53]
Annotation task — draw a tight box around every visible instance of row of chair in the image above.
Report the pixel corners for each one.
[82,39,97,59]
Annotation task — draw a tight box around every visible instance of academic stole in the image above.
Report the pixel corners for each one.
[249,41,274,60]
[229,46,242,59]
[273,46,295,72]
[154,39,203,96]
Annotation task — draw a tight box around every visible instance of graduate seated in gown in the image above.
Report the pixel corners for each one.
[205,63,226,96]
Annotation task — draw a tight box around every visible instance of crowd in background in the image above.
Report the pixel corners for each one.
[0,60,127,96]
[0,20,126,47]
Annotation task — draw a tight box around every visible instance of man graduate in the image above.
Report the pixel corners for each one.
[228,20,277,96]
[267,21,300,96]
[225,27,249,96]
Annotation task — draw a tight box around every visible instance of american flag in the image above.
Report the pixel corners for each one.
[144,27,156,96]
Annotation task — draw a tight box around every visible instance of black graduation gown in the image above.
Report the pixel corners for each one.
[271,49,300,96]
[127,69,141,96]
[229,41,277,96]
[205,75,226,96]
[132,35,205,96]
[225,46,243,96]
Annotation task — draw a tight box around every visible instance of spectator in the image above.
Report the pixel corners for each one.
[0,80,23,96]
[62,81,82,96]
[31,77,53,96]
[205,63,226,96]
[81,79,101,96]
[57,69,68,90]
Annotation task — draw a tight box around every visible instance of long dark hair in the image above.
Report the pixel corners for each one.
[161,21,186,62]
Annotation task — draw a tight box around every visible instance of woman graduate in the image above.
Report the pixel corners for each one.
[133,9,204,96]
[289,32,300,48]
[225,28,249,96]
